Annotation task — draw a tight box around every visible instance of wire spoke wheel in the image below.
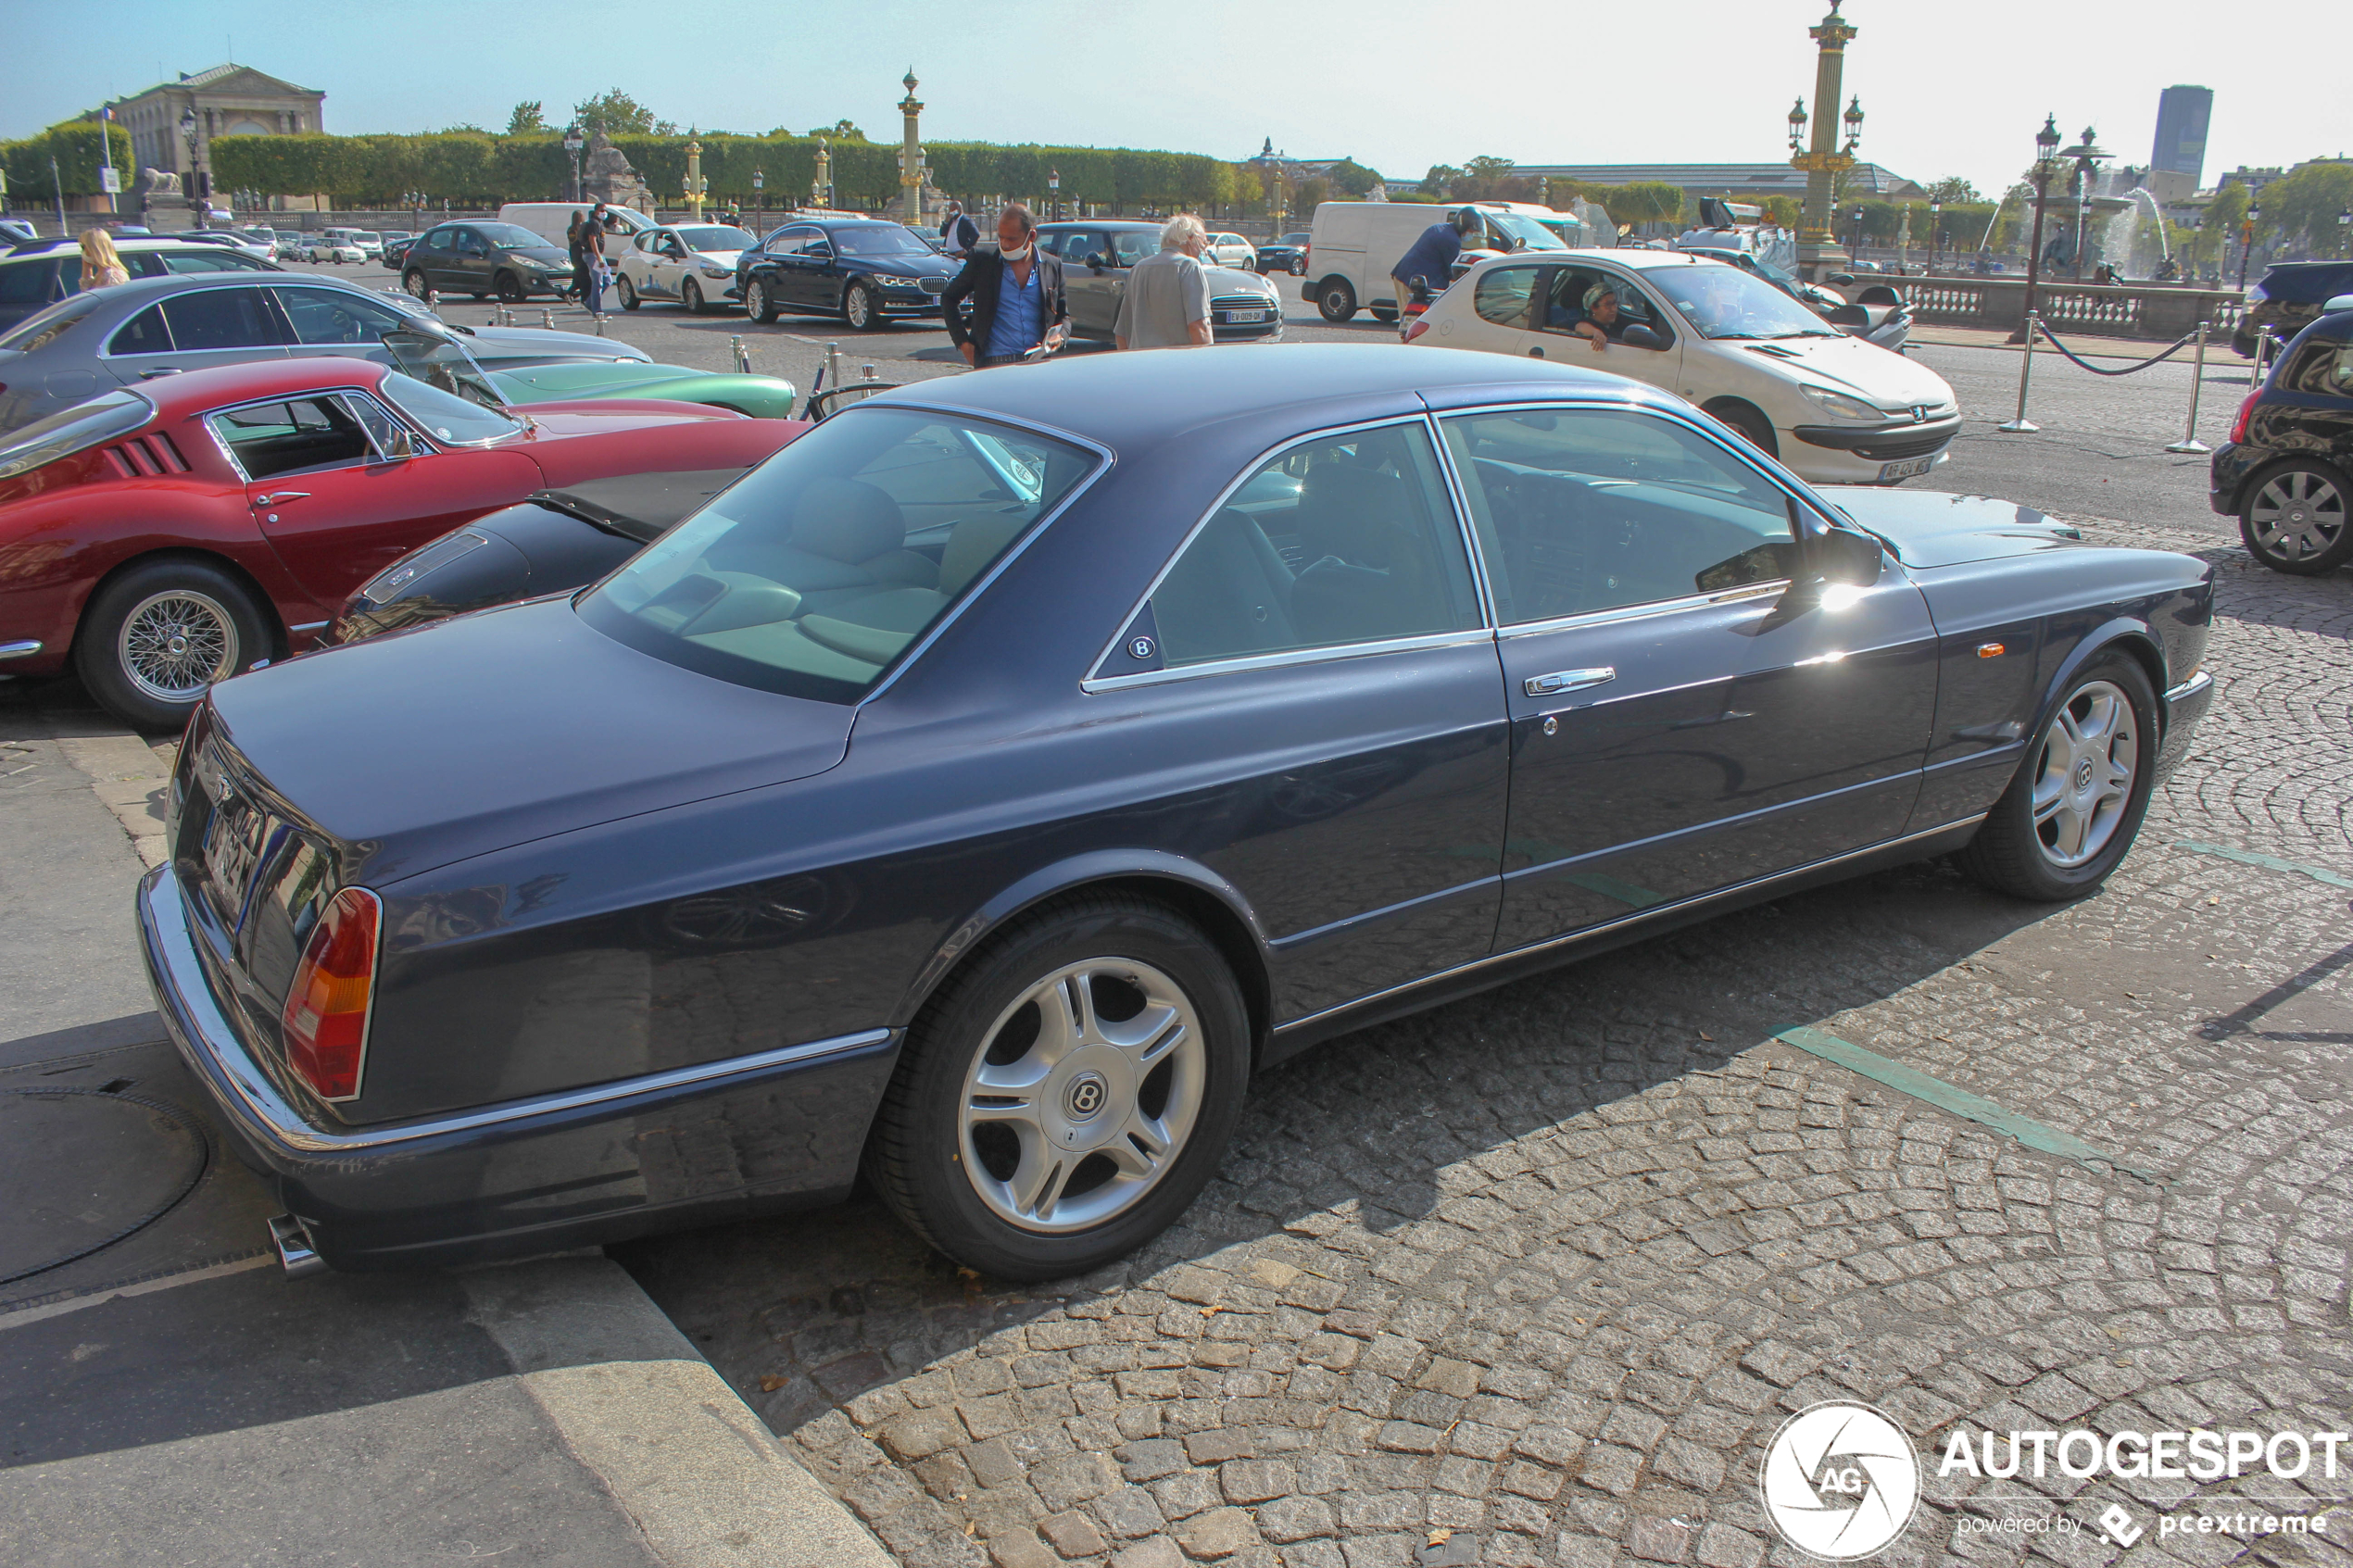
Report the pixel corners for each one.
[118,589,238,703]
[957,958,1205,1234]
[2027,679,2138,868]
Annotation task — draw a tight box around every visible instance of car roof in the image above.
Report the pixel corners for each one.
[869,343,1676,453]
[4,234,265,259]
[125,355,393,424]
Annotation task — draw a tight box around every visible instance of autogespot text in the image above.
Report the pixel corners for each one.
[1939,1428,2349,1481]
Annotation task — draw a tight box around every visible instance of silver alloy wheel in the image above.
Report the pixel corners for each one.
[684,277,704,312]
[746,279,769,320]
[118,588,239,703]
[846,282,872,328]
[957,959,1206,1234]
[2029,679,2138,868]
[404,270,428,299]
[2247,468,2345,561]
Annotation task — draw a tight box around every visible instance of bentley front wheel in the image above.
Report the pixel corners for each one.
[867,894,1250,1281]
[1956,651,2157,901]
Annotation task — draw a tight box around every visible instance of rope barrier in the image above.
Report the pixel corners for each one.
[2034,320,2201,376]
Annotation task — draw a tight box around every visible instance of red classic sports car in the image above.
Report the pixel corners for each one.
[0,358,803,727]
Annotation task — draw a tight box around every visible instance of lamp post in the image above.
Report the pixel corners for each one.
[2238,203,2259,290]
[1048,167,1060,222]
[562,125,585,204]
[752,168,763,213]
[179,108,202,204]
[2013,114,2065,343]
[1785,2,1863,281]
[1929,199,1941,274]
[1851,203,1865,260]
[2338,207,2350,258]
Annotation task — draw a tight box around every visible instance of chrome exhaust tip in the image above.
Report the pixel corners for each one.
[268,1213,328,1278]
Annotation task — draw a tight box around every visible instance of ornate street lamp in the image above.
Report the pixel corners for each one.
[562,125,585,205]
[2239,202,2260,290]
[1787,98,1807,155]
[1929,198,1942,274]
[753,168,764,212]
[2338,207,2350,257]
[1048,167,1060,223]
[2015,114,2065,342]
[179,108,202,199]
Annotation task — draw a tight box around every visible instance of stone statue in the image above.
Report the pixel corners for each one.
[581,131,655,214]
[134,168,183,198]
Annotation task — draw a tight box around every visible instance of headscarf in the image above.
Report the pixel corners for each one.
[1583,282,1617,311]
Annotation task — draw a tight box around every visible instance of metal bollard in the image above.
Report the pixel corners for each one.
[2165,320,2213,454]
[731,335,750,373]
[594,314,607,337]
[1997,311,2042,433]
[2251,324,2278,386]
[541,308,556,330]
[425,288,440,311]
[860,363,876,382]
[824,341,843,394]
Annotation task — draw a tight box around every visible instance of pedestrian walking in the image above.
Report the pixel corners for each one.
[580,203,613,315]
[1390,210,1471,324]
[1115,214,1214,350]
[563,209,587,302]
[941,204,1069,368]
[940,200,979,258]
[79,228,130,291]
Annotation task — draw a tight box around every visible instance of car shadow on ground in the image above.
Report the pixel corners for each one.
[614,852,2082,1438]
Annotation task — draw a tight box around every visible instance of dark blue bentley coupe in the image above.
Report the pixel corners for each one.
[140,346,2216,1280]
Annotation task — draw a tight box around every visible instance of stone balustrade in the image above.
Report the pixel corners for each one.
[1885,274,2245,341]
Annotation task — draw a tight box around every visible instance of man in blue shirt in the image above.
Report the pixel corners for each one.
[1390,211,1472,326]
[942,204,1069,369]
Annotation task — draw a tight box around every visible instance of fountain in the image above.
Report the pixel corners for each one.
[2101,185,2171,280]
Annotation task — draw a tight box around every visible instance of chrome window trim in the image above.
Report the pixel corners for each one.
[1078,412,1493,690]
[1495,581,1792,641]
[1426,396,1844,627]
[840,402,1117,709]
[203,385,401,483]
[1081,626,1497,696]
[100,302,175,360]
[1271,813,1988,1038]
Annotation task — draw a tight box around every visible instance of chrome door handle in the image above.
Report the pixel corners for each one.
[1528,346,1545,358]
[252,491,311,506]
[1524,667,1615,697]
[139,368,183,378]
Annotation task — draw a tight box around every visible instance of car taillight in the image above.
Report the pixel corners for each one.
[1404,319,1431,343]
[282,886,382,1101]
[2228,389,2261,445]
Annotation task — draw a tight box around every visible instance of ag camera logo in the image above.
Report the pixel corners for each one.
[1760,1401,1922,1560]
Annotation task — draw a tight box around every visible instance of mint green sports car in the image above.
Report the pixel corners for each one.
[485,358,800,420]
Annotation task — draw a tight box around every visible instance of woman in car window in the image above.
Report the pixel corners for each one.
[80,229,130,292]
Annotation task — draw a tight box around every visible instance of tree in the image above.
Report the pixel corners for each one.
[1761,194,1801,227]
[1928,175,1981,205]
[1293,177,1330,217]
[1417,165,1460,199]
[574,89,674,137]
[1327,158,1382,198]
[2203,181,2251,270]
[2263,159,2353,252]
[506,101,547,136]
[807,120,866,143]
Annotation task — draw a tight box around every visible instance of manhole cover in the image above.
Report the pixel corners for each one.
[0,1088,208,1286]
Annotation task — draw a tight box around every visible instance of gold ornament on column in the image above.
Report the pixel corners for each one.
[1786,0,1863,280]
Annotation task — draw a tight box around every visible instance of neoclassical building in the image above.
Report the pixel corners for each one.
[95,64,326,194]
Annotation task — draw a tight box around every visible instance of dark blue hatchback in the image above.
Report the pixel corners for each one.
[139,346,2216,1280]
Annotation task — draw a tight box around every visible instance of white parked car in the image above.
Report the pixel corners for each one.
[613,222,759,314]
[1409,250,1959,485]
[350,231,384,260]
[1203,232,1256,270]
[303,232,366,264]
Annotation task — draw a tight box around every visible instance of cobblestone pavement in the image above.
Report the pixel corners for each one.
[620,521,2350,1568]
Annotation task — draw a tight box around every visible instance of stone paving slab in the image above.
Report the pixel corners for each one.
[624,520,2349,1568]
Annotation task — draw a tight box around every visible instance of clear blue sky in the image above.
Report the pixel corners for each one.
[4,0,2342,203]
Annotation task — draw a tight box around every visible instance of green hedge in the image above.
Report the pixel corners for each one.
[1,122,135,198]
[208,131,1251,213]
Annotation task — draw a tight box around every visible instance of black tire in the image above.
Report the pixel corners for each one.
[618,275,641,311]
[744,277,778,323]
[2237,458,2351,574]
[493,271,525,304]
[844,279,883,331]
[866,892,1252,1282]
[1705,400,1779,459]
[403,270,429,299]
[1955,650,2159,901]
[1290,257,1306,277]
[74,557,271,733]
[1369,304,1398,323]
[683,277,707,314]
[1315,278,1357,323]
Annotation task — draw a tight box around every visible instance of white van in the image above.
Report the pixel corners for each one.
[1305,201,1575,324]
[497,202,656,249]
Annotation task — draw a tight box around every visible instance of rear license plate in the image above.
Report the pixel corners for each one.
[1878,455,1935,481]
[1226,309,1265,324]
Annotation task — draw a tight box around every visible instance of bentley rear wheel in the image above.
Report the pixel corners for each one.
[1956,651,2157,901]
[867,893,1250,1281]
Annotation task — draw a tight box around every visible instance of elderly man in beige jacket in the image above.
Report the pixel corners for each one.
[1114,214,1214,350]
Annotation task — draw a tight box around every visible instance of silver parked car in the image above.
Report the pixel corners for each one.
[1034,221,1283,343]
[0,271,651,434]
[0,235,282,332]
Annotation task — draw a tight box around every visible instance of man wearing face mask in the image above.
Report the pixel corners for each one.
[942,204,1070,368]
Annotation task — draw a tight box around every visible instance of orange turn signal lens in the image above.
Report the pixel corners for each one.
[282,886,382,1102]
[1976,642,2006,659]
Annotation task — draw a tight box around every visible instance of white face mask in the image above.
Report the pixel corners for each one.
[1000,239,1033,262]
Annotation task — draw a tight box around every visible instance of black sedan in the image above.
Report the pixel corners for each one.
[2210,301,2353,572]
[736,217,952,330]
[139,346,2215,1282]
[1255,232,1312,274]
[396,220,576,303]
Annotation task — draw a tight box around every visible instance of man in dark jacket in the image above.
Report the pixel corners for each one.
[1391,211,1472,320]
[940,200,980,257]
[942,204,1069,368]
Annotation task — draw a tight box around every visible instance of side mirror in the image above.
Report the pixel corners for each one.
[1620,324,1667,352]
[1813,529,1884,586]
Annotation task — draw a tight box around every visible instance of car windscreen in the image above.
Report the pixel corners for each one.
[829,224,934,257]
[0,389,153,481]
[474,223,554,250]
[677,227,756,252]
[1646,264,1836,340]
[380,371,526,445]
[1484,213,1567,251]
[579,407,1098,704]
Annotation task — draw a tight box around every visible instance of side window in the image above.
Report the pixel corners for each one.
[1110,232,1151,268]
[160,289,283,350]
[160,250,256,274]
[107,305,173,356]
[1536,270,1670,345]
[210,397,376,480]
[422,227,455,249]
[47,257,80,302]
[1474,266,1541,328]
[1147,422,1483,669]
[1060,231,1103,267]
[2334,347,2353,395]
[0,260,52,307]
[277,286,408,345]
[342,394,414,454]
[1441,408,1798,624]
